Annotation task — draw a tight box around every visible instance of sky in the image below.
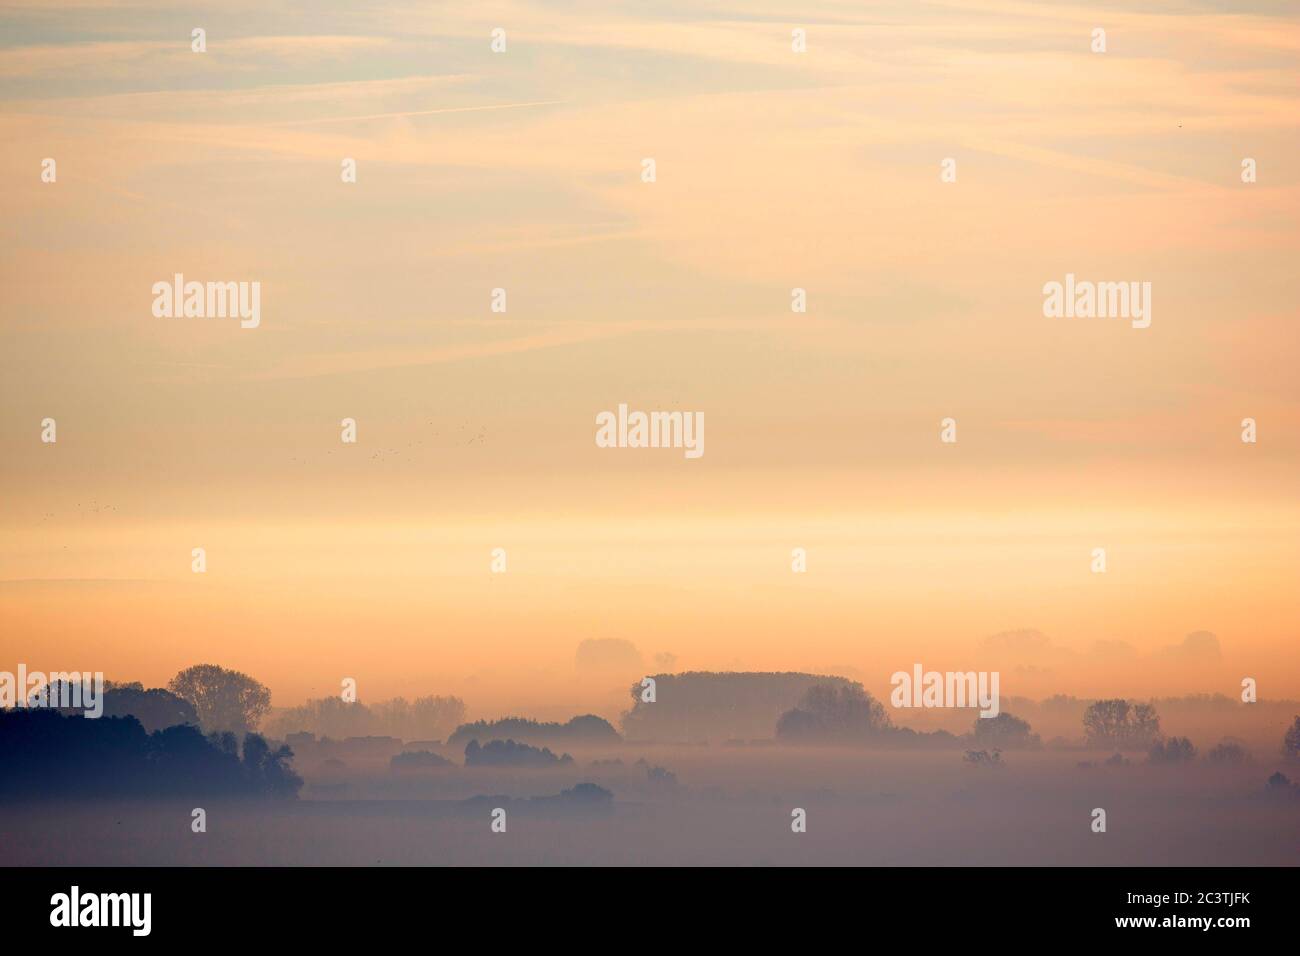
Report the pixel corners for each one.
[1,0,1298,718]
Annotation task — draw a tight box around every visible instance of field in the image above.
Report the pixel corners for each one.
[3,747,1295,866]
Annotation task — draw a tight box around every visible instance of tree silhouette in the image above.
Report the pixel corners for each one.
[464,738,574,767]
[623,671,859,742]
[971,712,1040,749]
[1082,698,1160,750]
[266,693,466,741]
[1148,736,1197,764]
[104,686,198,732]
[391,750,452,771]
[241,732,302,797]
[1284,716,1300,759]
[168,664,271,735]
[34,680,199,732]
[775,683,891,742]
[0,710,300,799]
[964,749,1003,768]
[447,714,619,748]
[1206,738,1250,765]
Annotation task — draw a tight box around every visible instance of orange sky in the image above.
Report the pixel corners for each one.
[2,0,1298,718]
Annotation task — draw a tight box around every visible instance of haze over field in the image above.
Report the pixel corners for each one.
[3,664,1299,866]
[3,0,1299,711]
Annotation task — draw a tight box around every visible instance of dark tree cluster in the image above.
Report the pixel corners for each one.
[267,693,467,742]
[1082,699,1161,750]
[463,738,574,768]
[447,714,619,748]
[43,680,199,733]
[971,712,1041,750]
[0,709,301,800]
[390,750,453,771]
[775,683,892,742]
[1148,736,1197,764]
[623,671,860,742]
[1284,716,1300,759]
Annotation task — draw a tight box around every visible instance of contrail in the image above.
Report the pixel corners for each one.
[272,99,566,126]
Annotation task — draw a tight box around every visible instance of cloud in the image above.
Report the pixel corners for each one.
[1158,631,1223,663]
[982,629,1056,657]
[0,35,394,81]
[575,638,643,674]
[1012,664,1053,677]
[983,629,1220,671]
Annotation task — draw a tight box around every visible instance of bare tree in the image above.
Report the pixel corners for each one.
[1082,698,1160,750]
[168,664,271,735]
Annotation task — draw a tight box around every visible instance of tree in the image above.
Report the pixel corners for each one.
[168,664,271,735]
[103,687,198,733]
[241,733,302,798]
[1284,716,1300,759]
[464,738,573,768]
[208,730,238,756]
[622,671,861,742]
[972,712,1040,749]
[775,683,891,742]
[1206,738,1250,765]
[1082,699,1160,750]
[35,681,198,733]
[775,708,824,739]
[1148,736,1196,764]
[446,714,618,748]
[0,710,299,800]
[265,692,467,741]
[964,749,1002,768]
